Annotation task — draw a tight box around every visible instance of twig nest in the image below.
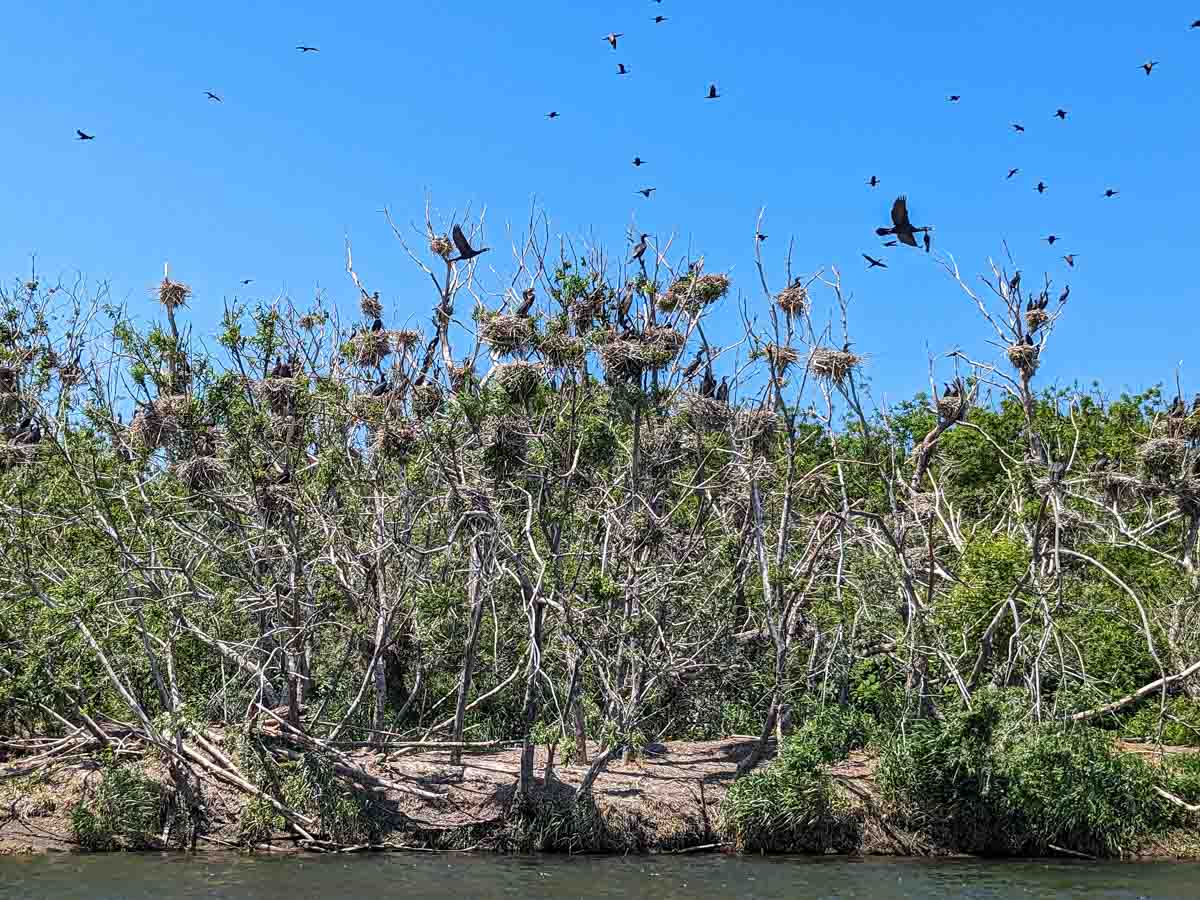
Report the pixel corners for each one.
[173,456,228,491]
[1006,343,1040,376]
[1092,470,1146,503]
[569,292,606,333]
[936,395,968,422]
[429,234,454,259]
[343,330,393,368]
[1137,438,1188,481]
[598,335,652,382]
[129,395,190,451]
[658,273,730,314]
[1024,310,1050,334]
[492,361,544,401]
[758,342,801,372]
[449,361,476,394]
[412,383,444,418]
[254,377,306,416]
[685,393,733,430]
[157,277,191,311]
[808,347,863,384]
[642,325,686,361]
[391,329,422,352]
[639,422,682,473]
[622,508,668,549]
[0,442,40,472]
[907,492,938,518]
[735,408,779,454]
[481,415,528,468]
[540,332,586,369]
[371,419,419,463]
[480,313,537,356]
[774,282,810,318]
[298,312,326,331]
[1176,479,1200,517]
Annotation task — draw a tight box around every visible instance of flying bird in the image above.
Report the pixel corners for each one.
[1036,181,1047,194]
[705,84,719,99]
[882,240,898,247]
[875,195,929,247]
[240,278,253,285]
[1007,168,1020,179]
[756,232,768,242]
[630,233,650,263]
[1063,255,1077,268]
[947,95,961,102]
[604,32,624,49]
[205,91,222,102]
[1193,20,1200,28]
[863,254,888,269]
[450,224,489,262]
[296,45,319,52]
[1054,109,1068,120]
[636,187,656,198]
[546,111,559,119]
[1103,188,1119,198]
[632,156,646,167]
[867,176,880,188]
[653,16,667,24]
[1141,61,1158,75]
[617,63,629,75]
[1012,123,1026,133]
[1044,235,1059,245]
[76,130,94,140]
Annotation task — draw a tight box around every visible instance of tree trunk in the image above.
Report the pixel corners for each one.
[450,536,489,765]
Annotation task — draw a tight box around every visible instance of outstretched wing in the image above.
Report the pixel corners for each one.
[897,231,918,248]
[451,224,472,257]
[891,195,910,230]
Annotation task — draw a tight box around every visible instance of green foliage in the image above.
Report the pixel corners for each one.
[71,761,166,851]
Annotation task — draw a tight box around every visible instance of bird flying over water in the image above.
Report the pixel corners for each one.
[76,130,94,140]
[875,195,929,247]
[863,254,888,269]
[205,91,222,102]
[296,45,319,52]
[604,32,623,49]
[636,188,656,198]
[705,84,719,99]
[450,224,489,262]
[1141,61,1158,75]
[1007,168,1020,179]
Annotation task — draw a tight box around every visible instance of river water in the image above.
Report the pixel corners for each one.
[1,854,1196,899]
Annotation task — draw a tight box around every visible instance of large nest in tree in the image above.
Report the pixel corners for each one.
[639,422,682,474]
[480,313,537,356]
[642,325,686,360]
[449,361,476,394]
[735,408,779,455]
[492,361,544,401]
[1137,438,1189,481]
[774,282,810,318]
[343,330,393,368]
[1092,470,1149,504]
[658,273,730,314]
[906,491,939,518]
[371,419,419,463]
[156,277,191,311]
[173,455,229,491]
[808,347,863,384]
[429,234,454,259]
[1006,343,1040,376]
[452,486,496,534]
[936,395,968,422]
[360,292,383,321]
[599,336,652,382]
[0,441,39,472]
[685,393,733,431]
[391,329,422,352]
[254,376,306,417]
[757,342,801,372]
[569,291,607,334]
[412,383,444,418]
[129,395,190,451]
[1024,310,1050,334]
[481,415,529,469]
[540,332,586,369]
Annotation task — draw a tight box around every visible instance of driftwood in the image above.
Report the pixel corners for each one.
[1067,659,1200,722]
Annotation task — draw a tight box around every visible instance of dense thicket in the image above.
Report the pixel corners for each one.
[2,213,1199,837]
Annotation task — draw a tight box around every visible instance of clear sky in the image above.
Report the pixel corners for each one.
[2,1,1197,406]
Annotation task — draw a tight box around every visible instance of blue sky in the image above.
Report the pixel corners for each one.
[2,1,1197,406]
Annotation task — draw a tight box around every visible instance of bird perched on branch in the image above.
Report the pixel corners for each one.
[682,349,705,381]
[701,365,717,398]
[516,287,536,317]
[371,317,384,332]
[863,254,888,269]
[270,356,292,379]
[630,233,650,263]
[1058,285,1070,304]
[604,32,623,49]
[875,195,929,247]
[371,379,391,397]
[1169,396,1186,418]
[715,377,730,404]
[450,224,489,262]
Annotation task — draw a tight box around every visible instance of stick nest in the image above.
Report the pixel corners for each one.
[0,442,40,471]
[936,395,968,422]
[759,342,801,372]
[254,377,306,416]
[480,313,537,356]
[359,293,383,321]
[371,419,420,463]
[156,278,191,311]
[808,347,863,384]
[343,330,393,368]
[173,456,229,491]
[391,329,422,352]
[774,282,810,318]
[907,492,939,518]
[685,393,733,430]
[481,415,529,469]
[1006,343,1040,376]
[412,383,444,418]
[658,273,730,314]
[429,234,454,259]
[540,332,586,369]
[129,395,191,451]
[1137,438,1189,480]
[1024,310,1050,334]
[735,408,779,454]
[492,361,544,401]
[569,291,607,333]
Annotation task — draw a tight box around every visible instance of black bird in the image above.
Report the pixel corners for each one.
[632,156,646,167]
[617,63,630,75]
[756,232,768,242]
[371,318,384,332]
[705,84,719,99]
[1045,235,1059,245]
[1007,168,1020,179]
[863,254,888,269]
[630,233,650,263]
[14,419,41,446]
[1026,298,1035,312]
[1093,452,1111,472]
[296,45,319,52]
[867,175,880,188]
[450,224,489,262]
[1141,61,1158,75]
[205,91,222,102]
[1192,393,1200,414]
[372,379,392,397]
[882,240,898,247]
[875,195,929,247]
[1012,123,1026,133]
[1169,396,1186,418]
[636,187,656,198]
[1103,188,1119,198]
[1054,108,1068,120]
[1193,20,1200,28]
[923,232,931,253]
[546,111,560,119]
[604,32,624,49]
[947,95,961,102]
[1010,271,1021,293]
[1024,333,1035,346]
[241,278,253,285]
[616,289,633,329]
[516,287,536,317]
[1036,181,1047,194]
[1037,292,1050,311]
[270,355,293,379]
[682,349,705,381]
[1063,254,1077,268]
[715,377,730,404]
[654,16,667,24]
[76,130,95,140]
[1058,285,1070,304]
[701,366,717,398]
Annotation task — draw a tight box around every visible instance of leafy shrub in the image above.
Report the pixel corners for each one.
[71,762,165,851]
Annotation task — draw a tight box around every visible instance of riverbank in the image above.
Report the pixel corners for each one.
[3,735,1198,859]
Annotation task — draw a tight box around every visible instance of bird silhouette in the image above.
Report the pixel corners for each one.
[653,16,667,24]
[270,355,292,379]
[1036,181,1047,194]
[1007,168,1020,179]
[1063,255,1077,268]
[1193,20,1200,27]
[1010,271,1022,293]
[756,232,768,242]
[863,254,888,269]
[205,91,222,102]
[875,195,929,247]
[867,175,880,188]
[1045,235,1059,245]
[546,111,560,119]
[705,84,719,99]
[1012,123,1026,133]
[450,224,489,262]
[682,350,705,380]
[1054,109,1068,120]
[241,278,253,285]
[371,317,384,332]
[1037,291,1049,310]
[1169,396,1186,418]
[715,377,730,404]
[636,187,656,198]
[1103,189,1119,198]
[1141,61,1158,75]
[516,287,536,317]
[14,418,41,446]
[76,130,94,141]
[882,240,898,247]
[604,32,624,49]
[701,366,717,398]
[947,95,961,102]
[632,156,646,166]
[296,45,319,52]
[617,63,629,75]
[630,234,650,263]
[371,379,392,397]
[924,232,932,253]
[1058,285,1070,304]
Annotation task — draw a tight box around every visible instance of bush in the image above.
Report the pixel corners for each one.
[71,762,165,851]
